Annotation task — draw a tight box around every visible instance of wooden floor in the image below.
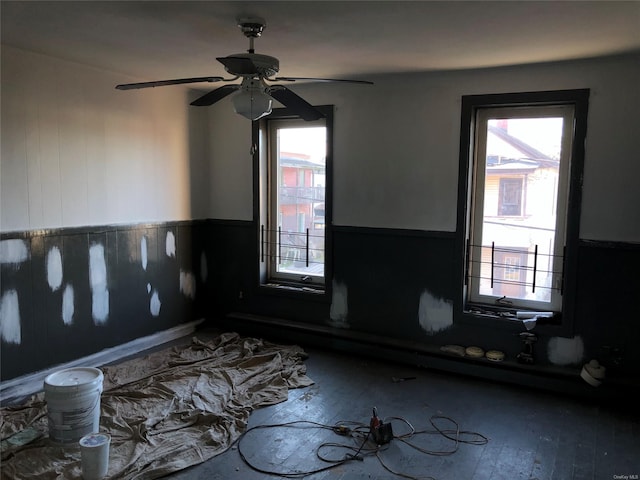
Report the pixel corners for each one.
[163,333,639,480]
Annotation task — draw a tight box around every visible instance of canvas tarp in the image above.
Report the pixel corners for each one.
[0,332,313,479]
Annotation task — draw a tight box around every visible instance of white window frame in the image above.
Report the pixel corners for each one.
[467,105,575,312]
[257,106,333,293]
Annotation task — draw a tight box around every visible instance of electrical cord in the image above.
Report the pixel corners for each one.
[375,415,489,480]
[397,415,488,456]
[235,414,488,480]
[236,420,370,478]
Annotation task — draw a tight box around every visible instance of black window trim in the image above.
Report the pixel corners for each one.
[454,89,590,336]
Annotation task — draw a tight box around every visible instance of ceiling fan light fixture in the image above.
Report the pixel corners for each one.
[232,86,272,121]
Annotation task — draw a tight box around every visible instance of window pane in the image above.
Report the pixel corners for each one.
[498,178,523,216]
[476,115,565,305]
[275,126,326,278]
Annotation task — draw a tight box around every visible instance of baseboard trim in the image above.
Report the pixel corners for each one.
[0,319,204,405]
[221,312,633,405]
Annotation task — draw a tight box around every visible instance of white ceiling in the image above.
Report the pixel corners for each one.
[2,1,639,86]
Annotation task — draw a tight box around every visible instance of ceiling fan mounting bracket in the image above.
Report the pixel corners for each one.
[237,17,266,38]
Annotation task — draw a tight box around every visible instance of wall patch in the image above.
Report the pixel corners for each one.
[547,335,584,366]
[141,236,148,271]
[418,289,453,335]
[89,244,109,325]
[150,290,161,317]
[165,231,176,258]
[179,270,196,299]
[62,284,74,325]
[0,239,29,265]
[0,290,21,344]
[47,246,63,291]
[329,280,349,327]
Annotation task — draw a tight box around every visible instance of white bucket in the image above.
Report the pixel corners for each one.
[44,367,104,444]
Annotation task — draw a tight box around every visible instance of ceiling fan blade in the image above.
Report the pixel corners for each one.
[190,85,240,106]
[115,77,225,90]
[217,56,258,75]
[274,77,374,85]
[267,86,324,121]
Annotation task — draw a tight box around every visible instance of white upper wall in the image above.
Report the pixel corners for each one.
[207,53,640,243]
[1,45,210,232]
[205,108,255,222]
[2,45,639,243]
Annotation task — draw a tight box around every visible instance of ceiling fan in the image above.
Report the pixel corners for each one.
[115,17,373,121]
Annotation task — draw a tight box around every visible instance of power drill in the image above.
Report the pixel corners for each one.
[369,407,393,445]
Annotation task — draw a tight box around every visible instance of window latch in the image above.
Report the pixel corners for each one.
[495,296,513,306]
[301,275,312,283]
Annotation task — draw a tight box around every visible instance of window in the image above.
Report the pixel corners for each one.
[498,178,523,216]
[257,106,333,291]
[458,90,589,322]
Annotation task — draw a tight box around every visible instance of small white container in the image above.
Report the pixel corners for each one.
[79,432,111,480]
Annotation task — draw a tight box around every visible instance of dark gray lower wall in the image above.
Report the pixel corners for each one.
[3,219,638,389]
[572,240,640,372]
[229,223,640,382]
[0,221,210,381]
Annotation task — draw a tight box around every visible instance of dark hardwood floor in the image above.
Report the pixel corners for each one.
[165,332,639,480]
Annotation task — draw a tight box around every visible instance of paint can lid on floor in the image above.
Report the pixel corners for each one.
[485,350,505,362]
[465,346,485,358]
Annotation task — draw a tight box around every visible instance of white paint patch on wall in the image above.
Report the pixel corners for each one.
[46,246,63,291]
[179,270,196,299]
[200,251,208,283]
[150,290,161,317]
[62,284,74,325]
[418,289,453,335]
[141,236,148,271]
[165,231,176,258]
[89,243,109,325]
[329,280,349,327]
[547,336,585,366]
[147,283,152,294]
[0,290,21,344]
[0,239,29,265]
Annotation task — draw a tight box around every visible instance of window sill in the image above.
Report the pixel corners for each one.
[258,283,328,301]
[459,306,569,336]
[465,301,558,319]
[263,282,324,293]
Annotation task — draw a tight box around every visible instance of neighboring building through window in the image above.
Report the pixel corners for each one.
[458,90,589,321]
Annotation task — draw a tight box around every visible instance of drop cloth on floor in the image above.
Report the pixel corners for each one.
[0,332,313,479]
